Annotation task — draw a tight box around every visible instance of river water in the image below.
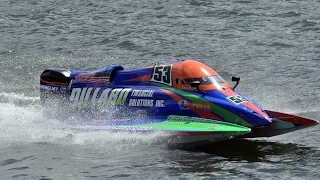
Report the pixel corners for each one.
[1,0,320,179]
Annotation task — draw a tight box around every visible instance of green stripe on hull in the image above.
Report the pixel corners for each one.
[133,115,251,134]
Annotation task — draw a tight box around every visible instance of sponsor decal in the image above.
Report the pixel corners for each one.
[129,99,154,107]
[70,88,166,107]
[191,102,211,111]
[128,99,165,107]
[155,100,165,107]
[227,95,248,105]
[40,85,67,93]
[178,100,188,110]
[150,64,173,86]
[128,89,165,107]
[70,88,131,105]
[131,90,154,97]
[40,85,59,92]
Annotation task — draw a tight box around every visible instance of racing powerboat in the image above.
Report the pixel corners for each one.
[40,60,318,144]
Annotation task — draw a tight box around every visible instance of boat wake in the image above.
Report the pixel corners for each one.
[0,92,168,150]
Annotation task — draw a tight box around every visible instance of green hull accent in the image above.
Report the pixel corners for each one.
[133,115,251,134]
[152,83,252,127]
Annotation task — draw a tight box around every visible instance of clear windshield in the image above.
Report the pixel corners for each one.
[184,75,227,87]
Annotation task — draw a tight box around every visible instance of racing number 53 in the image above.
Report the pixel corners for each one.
[151,65,172,86]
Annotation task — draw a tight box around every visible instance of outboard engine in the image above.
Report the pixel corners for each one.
[40,68,72,101]
[41,68,72,84]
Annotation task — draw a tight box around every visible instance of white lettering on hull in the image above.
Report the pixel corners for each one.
[131,90,155,97]
[70,88,132,105]
[69,88,165,107]
[155,100,165,107]
[128,99,154,107]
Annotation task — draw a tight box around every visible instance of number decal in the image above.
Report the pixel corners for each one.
[227,95,248,104]
[150,65,172,86]
[162,65,171,84]
[153,66,163,81]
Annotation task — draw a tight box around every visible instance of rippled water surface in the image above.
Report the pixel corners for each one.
[1,0,320,179]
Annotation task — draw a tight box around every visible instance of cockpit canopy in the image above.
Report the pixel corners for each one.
[170,60,231,91]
